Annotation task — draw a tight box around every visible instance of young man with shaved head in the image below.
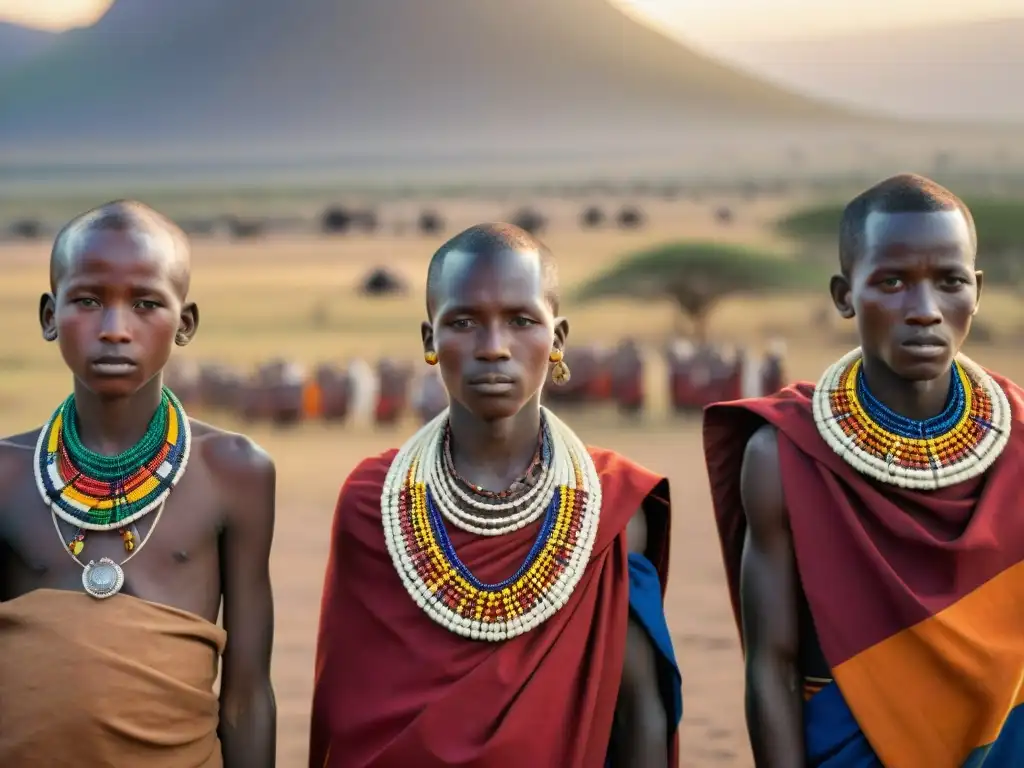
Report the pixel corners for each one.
[310,223,682,767]
[704,174,1024,766]
[0,200,277,767]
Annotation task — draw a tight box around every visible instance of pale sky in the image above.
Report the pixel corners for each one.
[0,0,1021,39]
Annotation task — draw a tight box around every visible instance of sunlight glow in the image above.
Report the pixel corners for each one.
[0,0,1021,37]
[0,0,112,30]
[617,0,1023,41]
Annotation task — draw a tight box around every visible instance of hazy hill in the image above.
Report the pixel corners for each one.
[0,0,860,159]
[0,22,58,75]
[714,18,1024,122]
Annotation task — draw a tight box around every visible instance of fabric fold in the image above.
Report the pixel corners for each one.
[0,588,226,767]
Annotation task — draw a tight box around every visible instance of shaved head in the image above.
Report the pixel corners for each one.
[426,223,559,317]
[421,222,569,423]
[839,173,976,276]
[50,199,191,298]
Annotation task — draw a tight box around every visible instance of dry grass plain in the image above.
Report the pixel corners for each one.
[3,195,1024,767]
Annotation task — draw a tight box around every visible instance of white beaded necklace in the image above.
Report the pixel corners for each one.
[381,406,603,640]
[425,421,558,536]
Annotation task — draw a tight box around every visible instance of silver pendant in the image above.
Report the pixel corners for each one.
[82,557,124,599]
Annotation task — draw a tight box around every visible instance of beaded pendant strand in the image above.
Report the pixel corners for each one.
[381,406,602,641]
[812,348,1011,489]
[34,387,192,543]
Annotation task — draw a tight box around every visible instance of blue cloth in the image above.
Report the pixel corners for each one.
[962,703,1024,767]
[804,682,882,767]
[605,553,682,766]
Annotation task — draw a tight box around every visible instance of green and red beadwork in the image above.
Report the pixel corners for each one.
[33,387,191,534]
[812,347,1011,489]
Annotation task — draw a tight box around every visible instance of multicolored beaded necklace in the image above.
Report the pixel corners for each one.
[381,406,602,641]
[442,423,547,499]
[34,387,191,560]
[812,347,1011,489]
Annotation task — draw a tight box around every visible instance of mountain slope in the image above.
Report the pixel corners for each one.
[712,18,1024,122]
[0,0,860,157]
[0,22,58,75]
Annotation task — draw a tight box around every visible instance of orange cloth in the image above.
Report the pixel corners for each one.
[0,589,226,767]
[303,381,324,419]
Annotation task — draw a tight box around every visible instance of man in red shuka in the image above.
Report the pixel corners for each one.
[705,174,1024,767]
[310,223,682,768]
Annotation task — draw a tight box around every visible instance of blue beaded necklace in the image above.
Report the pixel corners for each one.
[855,362,966,440]
[813,347,1012,489]
[428,416,561,591]
[425,488,562,591]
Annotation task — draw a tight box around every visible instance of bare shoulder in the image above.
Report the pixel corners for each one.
[190,419,274,478]
[740,423,786,533]
[188,420,275,521]
[0,428,43,493]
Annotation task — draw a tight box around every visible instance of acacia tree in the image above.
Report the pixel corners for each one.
[574,242,820,340]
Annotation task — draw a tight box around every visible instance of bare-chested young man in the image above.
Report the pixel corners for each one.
[704,174,1024,766]
[310,223,682,768]
[0,200,277,767]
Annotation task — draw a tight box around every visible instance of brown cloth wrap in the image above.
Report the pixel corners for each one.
[0,589,226,767]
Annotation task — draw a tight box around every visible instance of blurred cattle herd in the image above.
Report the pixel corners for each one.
[3,196,746,244]
[165,337,787,428]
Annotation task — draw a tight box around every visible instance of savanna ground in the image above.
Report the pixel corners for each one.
[4,192,1024,767]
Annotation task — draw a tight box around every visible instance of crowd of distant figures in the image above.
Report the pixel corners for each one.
[165,338,786,429]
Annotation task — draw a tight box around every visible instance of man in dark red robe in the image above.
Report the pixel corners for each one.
[704,174,1024,767]
[310,223,681,768]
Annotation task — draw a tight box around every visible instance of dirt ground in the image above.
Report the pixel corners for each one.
[2,195,1022,767]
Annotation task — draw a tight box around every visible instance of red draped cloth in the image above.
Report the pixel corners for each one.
[310,447,674,768]
[703,377,1024,766]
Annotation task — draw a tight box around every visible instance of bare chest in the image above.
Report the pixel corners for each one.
[0,467,224,622]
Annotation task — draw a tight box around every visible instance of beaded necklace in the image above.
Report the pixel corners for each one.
[34,387,191,546]
[812,347,1011,489]
[442,423,547,499]
[381,406,602,641]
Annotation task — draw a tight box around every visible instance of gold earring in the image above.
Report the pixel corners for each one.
[424,351,438,366]
[549,349,571,386]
